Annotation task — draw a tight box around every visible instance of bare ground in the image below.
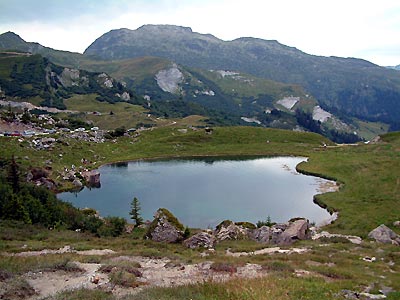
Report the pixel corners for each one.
[13,247,269,299]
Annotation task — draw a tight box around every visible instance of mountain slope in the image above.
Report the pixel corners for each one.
[0,31,91,68]
[0,52,139,109]
[84,25,400,128]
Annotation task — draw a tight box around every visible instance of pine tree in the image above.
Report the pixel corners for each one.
[129,197,143,227]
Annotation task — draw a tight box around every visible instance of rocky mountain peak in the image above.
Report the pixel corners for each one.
[137,24,193,34]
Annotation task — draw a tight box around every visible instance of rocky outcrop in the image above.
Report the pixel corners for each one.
[251,226,272,243]
[211,219,311,245]
[368,224,400,245]
[250,219,311,245]
[145,208,185,243]
[214,220,251,241]
[276,219,311,245]
[183,232,216,249]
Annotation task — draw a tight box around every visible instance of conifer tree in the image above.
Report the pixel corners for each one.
[129,197,143,227]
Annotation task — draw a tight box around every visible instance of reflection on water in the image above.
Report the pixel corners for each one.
[58,157,334,228]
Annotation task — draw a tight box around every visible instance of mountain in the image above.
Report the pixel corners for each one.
[84,25,400,129]
[0,29,393,140]
[0,31,91,68]
[0,52,139,109]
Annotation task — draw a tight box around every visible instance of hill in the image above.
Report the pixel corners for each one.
[0,52,139,110]
[84,25,400,129]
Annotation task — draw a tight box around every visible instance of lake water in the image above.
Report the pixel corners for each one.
[58,157,334,228]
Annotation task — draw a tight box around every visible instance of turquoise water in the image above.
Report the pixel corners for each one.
[58,157,332,228]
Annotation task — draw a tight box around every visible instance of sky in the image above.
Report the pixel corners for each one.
[0,0,399,66]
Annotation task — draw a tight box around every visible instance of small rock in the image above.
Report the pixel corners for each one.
[72,179,83,187]
[362,256,376,263]
[393,221,400,227]
[91,275,100,284]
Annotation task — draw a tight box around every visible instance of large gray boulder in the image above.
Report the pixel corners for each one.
[368,224,400,245]
[251,226,272,243]
[183,232,216,249]
[275,219,311,245]
[145,208,185,243]
[214,220,251,241]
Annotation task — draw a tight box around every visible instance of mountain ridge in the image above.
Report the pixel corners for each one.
[83,25,400,129]
[0,27,399,135]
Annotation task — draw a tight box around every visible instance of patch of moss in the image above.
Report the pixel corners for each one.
[215,220,234,231]
[235,222,256,230]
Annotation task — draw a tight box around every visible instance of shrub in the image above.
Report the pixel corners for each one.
[97,217,126,237]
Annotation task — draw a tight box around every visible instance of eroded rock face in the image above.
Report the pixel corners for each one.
[155,64,183,94]
[183,232,216,249]
[368,224,400,245]
[145,208,185,243]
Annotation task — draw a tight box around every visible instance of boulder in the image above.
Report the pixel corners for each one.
[251,226,272,243]
[275,219,311,245]
[214,220,250,241]
[393,221,400,228]
[183,232,216,249]
[270,223,289,244]
[27,167,49,181]
[72,179,83,187]
[39,178,56,190]
[368,224,400,245]
[145,208,185,243]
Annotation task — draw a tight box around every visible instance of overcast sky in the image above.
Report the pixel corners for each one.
[0,0,399,66]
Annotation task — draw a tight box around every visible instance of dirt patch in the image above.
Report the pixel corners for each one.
[8,246,115,257]
[11,244,328,299]
[226,247,309,257]
[24,262,107,300]
[21,255,268,299]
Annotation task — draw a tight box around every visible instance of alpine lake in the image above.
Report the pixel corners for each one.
[58,156,337,229]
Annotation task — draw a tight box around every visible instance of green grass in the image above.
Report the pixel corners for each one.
[355,120,389,141]
[126,276,347,300]
[44,289,115,300]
